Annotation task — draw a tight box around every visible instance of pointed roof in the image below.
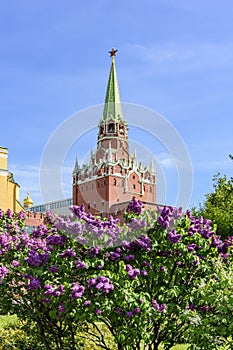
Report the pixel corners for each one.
[73,157,79,174]
[150,157,155,173]
[102,50,124,122]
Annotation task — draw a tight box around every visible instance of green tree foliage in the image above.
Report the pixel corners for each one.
[193,173,233,240]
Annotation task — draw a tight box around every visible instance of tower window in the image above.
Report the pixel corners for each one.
[104,179,106,185]
[87,203,90,209]
[94,203,96,208]
[133,175,135,179]
[108,123,115,133]
[113,178,117,186]
[133,184,136,190]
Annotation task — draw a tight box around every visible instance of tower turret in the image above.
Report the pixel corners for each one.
[72,49,157,222]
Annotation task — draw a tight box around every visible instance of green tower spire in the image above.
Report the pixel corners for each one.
[102,48,124,122]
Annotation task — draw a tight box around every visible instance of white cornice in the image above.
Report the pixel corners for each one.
[0,170,8,176]
[0,153,8,158]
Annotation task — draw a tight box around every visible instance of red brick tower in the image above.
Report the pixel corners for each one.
[73,49,156,220]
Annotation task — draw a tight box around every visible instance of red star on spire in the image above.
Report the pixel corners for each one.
[109,48,118,57]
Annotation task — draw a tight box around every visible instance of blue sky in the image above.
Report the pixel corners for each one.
[1,0,233,210]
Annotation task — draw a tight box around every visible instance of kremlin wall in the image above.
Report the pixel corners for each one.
[0,50,157,225]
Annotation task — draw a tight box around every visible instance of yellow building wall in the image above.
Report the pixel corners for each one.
[0,147,24,212]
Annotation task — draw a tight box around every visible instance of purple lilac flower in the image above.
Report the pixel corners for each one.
[60,248,76,258]
[188,243,196,252]
[0,266,8,283]
[128,218,146,230]
[127,268,140,279]
[125,264,133,272]
[47,234,67,246]
[159,304,166,313]
[211,236,222,248]
[88,276,114,293]
[41,298,51,304]
[84,300,91,307]
[32,225,49,239]
[88,247,100,257]
[188,227,197,236]
[176,261,182,266]
[199,305,209,313]
[141,270,147,276]
[124,254,135,262]
[43,284,56,296]
[49,266,59,273]
[28,276,40,290]
[12,260,20,267]
[160,266,166,272]
[134,235,151,250]
[110,251,122,261]
[58,285,65,293]
[126,311,133,317]
[167,229,182,244]
[152,299,166,313]
[142,260,151,267]
[17,211,26,220]
[0,209,3,218]
[98,264,103,269]
[96,309,102,315]
[134,307,141,314]
[157,206,173,228]
[189,303,196,311]
[218,237,233,255]
[0,232,12,252]
[25,250,49,267]
[70,283,85,298]
[88,278,97,288]
[127,197,142,215]
[6,209,13,219]
[75,260,86,269]
[58,304,65,313]
[152,300,160,311]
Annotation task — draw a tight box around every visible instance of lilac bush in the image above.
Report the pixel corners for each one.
[0,201,232,350]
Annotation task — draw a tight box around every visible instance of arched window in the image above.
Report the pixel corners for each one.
[108,123,115,133]
[113,178,117,186]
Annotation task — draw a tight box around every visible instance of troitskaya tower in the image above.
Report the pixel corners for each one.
[72,49,156,221]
